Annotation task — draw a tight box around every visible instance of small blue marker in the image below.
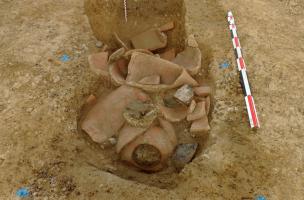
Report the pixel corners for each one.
[60,54,70,62]
[16,187,29,198]
[256,195,266,200]
[219,61,230,69]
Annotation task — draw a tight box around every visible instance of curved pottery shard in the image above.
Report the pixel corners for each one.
[116,124,147,153]
[131,28,167,51]
[173,35,202,75]
[109,49,153,86]
[159,104,188,122]
[81,86,150,143]
[125,52,198,92]
[119,119,177,171]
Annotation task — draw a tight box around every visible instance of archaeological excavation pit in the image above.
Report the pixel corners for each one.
[78,0,215,189]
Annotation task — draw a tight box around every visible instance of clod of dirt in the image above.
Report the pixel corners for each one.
[88,52,109,76]
[174,84,194,105]
[187,35,199,48]
[131,29,167,51]
[172,143,198,171]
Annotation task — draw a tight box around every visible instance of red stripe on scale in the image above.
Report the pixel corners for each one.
[229,24,236,30]
[233,37,240,48]
[228,15,233,22]
[237,57,246,70]
[228,11,260,128]
[247,95,259,128]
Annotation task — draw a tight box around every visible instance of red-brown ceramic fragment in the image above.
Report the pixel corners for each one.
[159,22,175,32]
[190,115,210,133]
[81,86,150,143]
[138,75,161,85]
[188,100,196,114]
[187,101,206,121]
[124,49,154,59]
[126,52,198,92]
[160,48,176,61]
[158,118,177,146]
[193,86,211,97]
[86,94,97,105]
[131,29,167,51]
[172,35,202,75]
[159,104,188,122]
[116,124,146,153]
[205,96,211,115]
[173,47,201,75]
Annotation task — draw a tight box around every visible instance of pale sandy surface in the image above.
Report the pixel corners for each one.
[0,0,303,199]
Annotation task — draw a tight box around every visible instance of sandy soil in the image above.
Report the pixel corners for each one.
[0,0,303,199]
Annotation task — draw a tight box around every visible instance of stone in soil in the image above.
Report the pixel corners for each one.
[172,143,198,171]
[95,41,103,48]
[131,29,167,51]
[174,84,194,105]
[88,52,109,76]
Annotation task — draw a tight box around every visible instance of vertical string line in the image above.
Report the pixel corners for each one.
[124,0,128,22]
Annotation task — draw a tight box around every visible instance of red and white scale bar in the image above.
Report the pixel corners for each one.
[227,11,260,128]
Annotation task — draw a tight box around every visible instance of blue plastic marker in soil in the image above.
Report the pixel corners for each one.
[60,54,70,62]
[16,187,29,198]
[255,195,267,200]
[219,60,230,69]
